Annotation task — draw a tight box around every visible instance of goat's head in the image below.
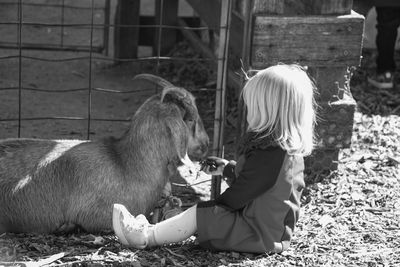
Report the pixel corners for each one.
[132,74,209,162]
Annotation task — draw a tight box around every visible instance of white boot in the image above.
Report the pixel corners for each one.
[112,204,152,249]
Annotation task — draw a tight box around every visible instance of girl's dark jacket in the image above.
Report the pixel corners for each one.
[196,133,305,253]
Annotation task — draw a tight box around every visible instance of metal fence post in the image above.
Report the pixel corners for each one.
[211,0,232,200]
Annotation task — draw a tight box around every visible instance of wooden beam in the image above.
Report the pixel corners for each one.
[315,94,356,149]
[186,0,220,29]
[307,0,353,15]
[154,0,179,56]
[250,0,353,15]
[252,0,284,14]
[113,0,140,60]
[185,0,244,57]
[251,12,364,68]
[177,19,215,59]
[177,18,241,90]
[308,67,350,101]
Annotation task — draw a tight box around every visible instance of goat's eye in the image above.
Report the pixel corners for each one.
[186,119,196,133]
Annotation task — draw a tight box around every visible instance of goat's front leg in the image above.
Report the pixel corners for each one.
[150,182,182,223]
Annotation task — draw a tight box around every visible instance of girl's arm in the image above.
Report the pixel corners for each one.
[222,161,236,186]
[201,157,236,186]
[216,147,286,211]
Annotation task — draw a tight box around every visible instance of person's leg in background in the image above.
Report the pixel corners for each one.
[368,6,400,89]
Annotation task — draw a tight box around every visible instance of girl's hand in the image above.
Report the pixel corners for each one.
[200,156,229,176]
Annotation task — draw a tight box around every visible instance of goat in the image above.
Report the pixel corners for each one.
[0,74,209,234]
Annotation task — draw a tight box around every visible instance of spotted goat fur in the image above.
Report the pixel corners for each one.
[0,74,209,233]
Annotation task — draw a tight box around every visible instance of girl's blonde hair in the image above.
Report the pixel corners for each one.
[241,63,317,156]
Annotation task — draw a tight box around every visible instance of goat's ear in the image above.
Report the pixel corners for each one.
[165,115,188,159]
[161,87,197,121]
[164,111,194,167]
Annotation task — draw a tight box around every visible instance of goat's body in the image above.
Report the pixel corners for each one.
[0,75,209,234]
[0,137,167,233]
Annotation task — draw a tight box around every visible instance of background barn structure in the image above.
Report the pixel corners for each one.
[0,0,364,197]
[4,1,400,267]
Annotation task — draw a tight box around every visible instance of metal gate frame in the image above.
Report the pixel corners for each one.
[0,1,233,197]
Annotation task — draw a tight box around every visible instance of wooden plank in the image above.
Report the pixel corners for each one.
[236,0,353,15]
[177,19,241,97]
[315,94,356,149]
[154,0,179,56]
[250,0,353,15]
[113,0,140,60]
[304,148,340,181]
[305,0,353,15]
[304,95,356,180]
[251,12,364,68]
[187,0,356,60]
[186,0,220,29]
[177,19,215,59]
[309,66,352,101]
[185,0,244,57]
[252,0,284,15]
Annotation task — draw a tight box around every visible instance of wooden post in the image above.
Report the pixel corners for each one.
[210,0,232,200]
[240,0,364,180]
[154,0,178,56]
[113,0,140,60]
[236,0,253,144]
[103,0,111,56]
[186,0,244,59]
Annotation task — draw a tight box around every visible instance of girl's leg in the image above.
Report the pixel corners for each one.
[113,204,197,249]
[151,204,197,246]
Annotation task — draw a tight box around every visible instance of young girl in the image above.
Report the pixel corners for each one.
[112,63,317,253]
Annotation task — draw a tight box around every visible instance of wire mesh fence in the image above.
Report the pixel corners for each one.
[0,0,234,160]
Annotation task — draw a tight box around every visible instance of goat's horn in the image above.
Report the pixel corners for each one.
[132,74,173,91]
